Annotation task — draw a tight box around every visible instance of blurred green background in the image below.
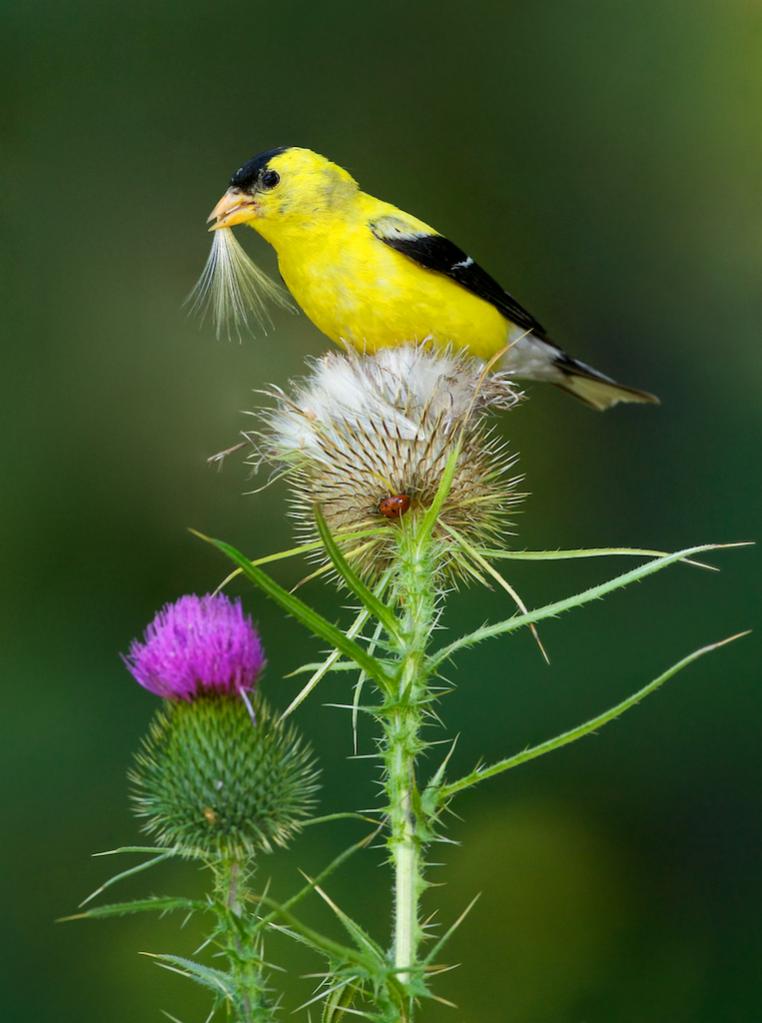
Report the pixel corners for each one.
[3,2,760,1020]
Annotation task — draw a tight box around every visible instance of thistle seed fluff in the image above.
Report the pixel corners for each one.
[187,227,295,339]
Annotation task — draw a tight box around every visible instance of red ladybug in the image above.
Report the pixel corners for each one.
[378,493,411,519]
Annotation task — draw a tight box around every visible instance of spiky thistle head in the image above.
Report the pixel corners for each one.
[252,347,524,580]
[130,695,319,860]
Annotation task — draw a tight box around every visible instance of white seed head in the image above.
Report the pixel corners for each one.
[253,347,525,579]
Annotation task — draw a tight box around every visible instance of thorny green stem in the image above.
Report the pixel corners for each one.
[384,519,437,1002]
[213,858,273,1023]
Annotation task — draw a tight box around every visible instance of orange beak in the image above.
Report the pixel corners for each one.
[207,188,259,230]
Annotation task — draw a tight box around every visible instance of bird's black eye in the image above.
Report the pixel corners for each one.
[260,169,280,190]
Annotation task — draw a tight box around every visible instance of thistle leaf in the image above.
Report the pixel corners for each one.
[429,543,746,669]
[286,661,359,675]
[305,878,386,960]
[193,532,391,688]
[92,846,171,856]
[281,605,371,721]
[78,850,177,907]
[61,896,205,922]
[260,905,370,966]
[353,618,385,754]
[314,509,400,640]
[441,522,549,663]
[423,894,480,963]
[143,952,236,998]
[320,980,357,1022]
[436,631,750,801]
[213,531,391,595]
[418,444,461,543]
[480,546,721,571]
[258,826,382,932]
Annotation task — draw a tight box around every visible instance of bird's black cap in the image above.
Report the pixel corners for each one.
[229,147,289,190]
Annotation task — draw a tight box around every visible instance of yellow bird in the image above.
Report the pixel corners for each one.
[208,146,657,410]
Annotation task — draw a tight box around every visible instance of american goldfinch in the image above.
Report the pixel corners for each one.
[207,146,657,410]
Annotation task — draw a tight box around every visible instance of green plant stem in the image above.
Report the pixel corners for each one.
[213,857,272,1023]
[384,521,436,998]
[391,687,420,987]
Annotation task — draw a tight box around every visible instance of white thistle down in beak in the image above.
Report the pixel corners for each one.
[187,227,294,339]
[252,347,525,580]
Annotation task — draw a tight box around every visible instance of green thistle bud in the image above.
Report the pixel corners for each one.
[130,695,319,860]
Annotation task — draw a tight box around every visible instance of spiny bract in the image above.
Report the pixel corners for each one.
[130,695,319,860]
[254,347,524,580]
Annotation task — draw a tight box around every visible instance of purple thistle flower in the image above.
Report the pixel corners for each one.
[124,594,265,701]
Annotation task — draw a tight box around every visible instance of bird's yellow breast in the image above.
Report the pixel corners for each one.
[263,195,509,360]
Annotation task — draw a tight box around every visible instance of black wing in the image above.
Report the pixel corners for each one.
[370,215,548,340]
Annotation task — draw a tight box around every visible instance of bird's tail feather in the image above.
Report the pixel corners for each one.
[504,332,658,410]
[552,352,659,410]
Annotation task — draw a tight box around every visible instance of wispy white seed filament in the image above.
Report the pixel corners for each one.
[186,227,295,339]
